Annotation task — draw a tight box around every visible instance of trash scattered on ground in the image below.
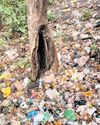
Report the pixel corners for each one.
[0,0,100,124]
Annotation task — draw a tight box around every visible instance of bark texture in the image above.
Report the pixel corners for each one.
[27,0,58,81]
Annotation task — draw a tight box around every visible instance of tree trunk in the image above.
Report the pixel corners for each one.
[27,0,58,81]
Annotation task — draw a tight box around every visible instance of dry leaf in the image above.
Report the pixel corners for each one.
[82,90,95,97]
[43,74,55,83]
[78,56,89,67]
[54,120,62,125]
[13,81,24,91]
[71,0,77,3]
[0,74,12,80]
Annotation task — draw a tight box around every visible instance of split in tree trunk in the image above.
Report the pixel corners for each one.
[27,0,58,81]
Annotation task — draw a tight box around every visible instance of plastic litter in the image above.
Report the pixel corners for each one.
[87,107,97,116]
[74,99,87,107]
[34,113,44,122]
[95,117,100,124]
[41,111,51,124]
[67,121,79,125]
[27,98,33,105]
[94,21,100,28]
[20,102,28,109]
[23,77,30,88]
[39,78,43,89]
[64,109,76,121]
[45,89,59,99]
[0,114,6,125]
[0,1,99,125]
[27,110,38,119]
[1,87,11,97]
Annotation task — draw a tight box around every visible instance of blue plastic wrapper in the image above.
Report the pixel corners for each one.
[27,110,38,119]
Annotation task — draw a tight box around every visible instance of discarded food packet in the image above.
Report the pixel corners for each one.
[27,110,38,119]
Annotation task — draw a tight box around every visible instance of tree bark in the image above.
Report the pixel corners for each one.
[27,0,58,81]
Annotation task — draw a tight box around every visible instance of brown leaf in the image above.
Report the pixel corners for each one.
[82,90,95,97]
[54,120,62,125]
[78,56,89,67]
[13,81,24,91]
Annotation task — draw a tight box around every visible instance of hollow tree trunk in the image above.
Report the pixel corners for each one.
[27,0,58,81]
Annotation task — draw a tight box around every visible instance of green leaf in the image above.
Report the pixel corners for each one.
[0,0,27,33]
[16,59,27,68]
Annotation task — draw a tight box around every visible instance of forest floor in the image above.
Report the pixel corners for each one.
[0,0,100,125]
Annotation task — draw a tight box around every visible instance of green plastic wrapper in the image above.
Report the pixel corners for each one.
[64,109,76,121]
[41,111,50,124]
